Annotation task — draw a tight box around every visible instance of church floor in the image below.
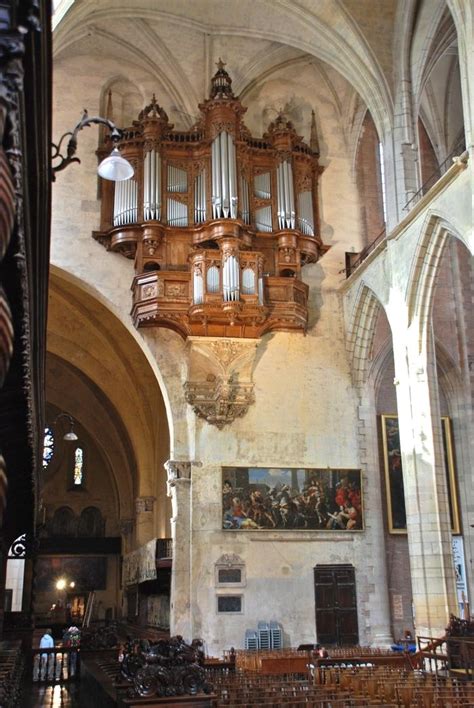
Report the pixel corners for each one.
[21,683,83,707]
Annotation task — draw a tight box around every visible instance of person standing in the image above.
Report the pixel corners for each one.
[63,625,81,677]
[33,628,55,681]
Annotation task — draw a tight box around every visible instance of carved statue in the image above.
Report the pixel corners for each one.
[121,635,213,699]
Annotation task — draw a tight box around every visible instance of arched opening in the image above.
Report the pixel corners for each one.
[4,534,26,612]
[355,112,386,249]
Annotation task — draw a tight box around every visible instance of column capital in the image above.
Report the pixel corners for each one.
[135,496,156,514]
[165,460,193,486]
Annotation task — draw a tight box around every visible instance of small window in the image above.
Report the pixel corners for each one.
[73,447,84,486]
[218,568,241,584]
[43,427,54,469]
[217,595,242,613]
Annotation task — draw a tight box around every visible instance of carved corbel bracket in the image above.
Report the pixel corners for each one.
[184,337,259,428]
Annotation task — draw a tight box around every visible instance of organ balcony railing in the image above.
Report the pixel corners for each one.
[94,60,330,339]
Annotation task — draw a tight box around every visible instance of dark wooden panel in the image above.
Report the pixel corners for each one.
[314,564,359,646]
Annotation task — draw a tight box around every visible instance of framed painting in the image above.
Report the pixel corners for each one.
[36,556,107,592]
[381,415,460,534]
[222,467,363,531]
[381,415,406,534]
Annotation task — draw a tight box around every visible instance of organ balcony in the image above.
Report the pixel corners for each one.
[94,61,329,339]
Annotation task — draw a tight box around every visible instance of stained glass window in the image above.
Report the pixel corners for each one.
[43,428,54,469]
[73,447,84,486]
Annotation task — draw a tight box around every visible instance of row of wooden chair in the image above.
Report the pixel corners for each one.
[209,663,474,707]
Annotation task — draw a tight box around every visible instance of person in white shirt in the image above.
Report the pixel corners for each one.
[33,629,55,681]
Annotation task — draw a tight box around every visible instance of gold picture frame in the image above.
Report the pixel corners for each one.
[222,467,364,531]
[381,415,460,535]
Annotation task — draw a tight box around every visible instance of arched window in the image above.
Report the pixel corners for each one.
[51,507,76,537]
[78,507,104,537]
[43,427,54,469]
[73,447,84,486]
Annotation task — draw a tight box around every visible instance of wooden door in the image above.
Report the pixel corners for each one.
[314,564,359,646]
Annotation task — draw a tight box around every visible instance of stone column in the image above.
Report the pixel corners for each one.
[392,330,458,636]
[165,460,192,640]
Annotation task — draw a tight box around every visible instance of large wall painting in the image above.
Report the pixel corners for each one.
[222,467,363,531]
[381,415,459,534]
[36,556,107,592]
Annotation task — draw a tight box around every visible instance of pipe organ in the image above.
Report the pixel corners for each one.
[95,61,329,339]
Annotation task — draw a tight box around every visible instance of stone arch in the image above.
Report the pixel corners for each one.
[48,265,174,538]
[434,340,464,412]
[406,212,472,345]
[412,6,457,108]
[347,283,387,391]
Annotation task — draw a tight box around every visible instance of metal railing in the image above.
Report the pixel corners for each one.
[403,141,466,213]
[344,227,386,278]
[345,141,467,279]
[156,537,172,559]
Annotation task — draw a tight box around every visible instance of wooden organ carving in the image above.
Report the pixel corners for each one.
[94,61,328,340]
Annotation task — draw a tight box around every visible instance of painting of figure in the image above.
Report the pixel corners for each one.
[381,415,459,534]
[222,467,363,531]
[381,415,407,533]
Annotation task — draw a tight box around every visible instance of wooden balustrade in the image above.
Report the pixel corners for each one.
[31,646,80,683]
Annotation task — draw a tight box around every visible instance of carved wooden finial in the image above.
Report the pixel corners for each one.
[105,89,113,121]
[216,57,226,70]
[310,109,320,155]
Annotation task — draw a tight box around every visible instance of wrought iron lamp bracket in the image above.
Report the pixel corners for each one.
[51,110,122,180]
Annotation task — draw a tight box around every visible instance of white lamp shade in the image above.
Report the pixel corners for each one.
[97,147,134,181]
[63,430,78,441]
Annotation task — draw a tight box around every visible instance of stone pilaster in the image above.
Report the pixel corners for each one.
[392,330,458,636]
[165,460,192,640]
[357,399,394,646]
[120,518,135,555]
[135,496,155,547]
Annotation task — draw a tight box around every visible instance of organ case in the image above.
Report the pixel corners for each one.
[94,61,329,339]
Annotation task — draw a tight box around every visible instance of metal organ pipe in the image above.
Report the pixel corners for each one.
[258,276,264,305]
[254,172,271,199]
[277,160,295,229]
[240,175,250,224]
[193,269,204,304]
[221,132,229,216]
[242,267,255,295]
[297,190,314,235]
[113,177,137,226]
[223,254,239,302]
[143,149,161,221]
[255,206,272,232]
[167,198,188,227]
[211,131,237,219]
[194,170,206,224]
[207,265,219,293]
